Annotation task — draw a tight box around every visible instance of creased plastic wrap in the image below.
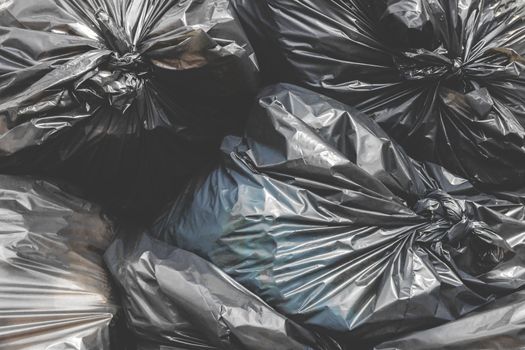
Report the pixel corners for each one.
[232,0,525,188]
[0,175,117,350]
[0,0,258,222]
[148,84,525,347]
[375,289,525,350]
[105,231,341,350]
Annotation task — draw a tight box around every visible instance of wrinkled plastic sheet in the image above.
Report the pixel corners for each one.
[0,0,258,222]
[0,175,117,350]
[232,0,525,188]
[375,289,525,350]
[142,83,525,348]
[105,231,341,350]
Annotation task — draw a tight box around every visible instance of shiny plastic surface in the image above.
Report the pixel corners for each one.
[0,175,117,349]
[149,84,525,347]
[0,0,258,222]
[232,0,525,188]
[105,232,341,350]
[375,289,525,350]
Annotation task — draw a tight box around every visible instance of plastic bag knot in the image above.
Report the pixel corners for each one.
[413,190,465,224]
[413,190,513,275]
[396,48,465,83]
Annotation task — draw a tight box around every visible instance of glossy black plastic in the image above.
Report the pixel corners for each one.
[0,175,117,349]
[0,0,258,222]
[232,0,525,188]
[105,232,341,350]
[147,84,525,348]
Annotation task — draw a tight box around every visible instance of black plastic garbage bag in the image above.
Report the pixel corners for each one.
[414,162,525,221]
[0,0,258,222]
[0,175,118,349]
[149,84,525,346]
[375,289,525,350]
[231,0,525,188]
[105,231,341,350]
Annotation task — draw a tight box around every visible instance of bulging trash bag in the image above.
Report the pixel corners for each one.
[149,84,525,347]
[375,289,525,350]
[105,231,342,350]
[0,0,258,222]
[231,0,525,188]
[0,175,118,350]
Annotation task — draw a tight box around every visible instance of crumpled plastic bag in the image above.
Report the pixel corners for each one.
[375,289,525,350]
[0,0,258,222]
[105,231,341,350]
[231,0,525,188]
[0,175,118,350]
[147,83,525,347]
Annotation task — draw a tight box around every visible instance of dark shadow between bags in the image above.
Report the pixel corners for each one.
[0,0,259,224]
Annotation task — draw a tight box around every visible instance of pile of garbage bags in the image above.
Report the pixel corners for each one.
[1,0,525,349]
[116,83,525,349]
[232,0,525,187]
[0,0,258,222]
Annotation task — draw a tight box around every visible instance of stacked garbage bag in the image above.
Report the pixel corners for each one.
[103,83,525,349]
[0,175,118,349]
[2,0,525,350]
[0,0,258,222]
[231,0,525,188]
